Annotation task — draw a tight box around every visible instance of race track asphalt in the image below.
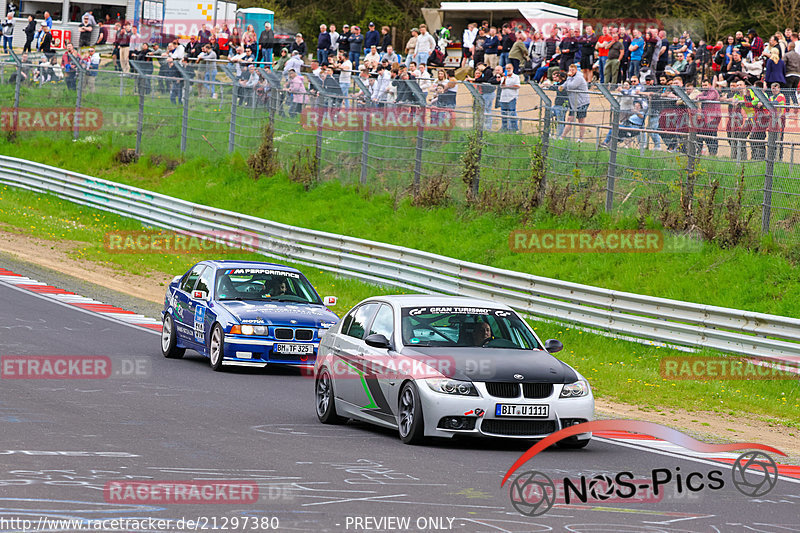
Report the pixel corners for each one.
[0,261,797,533]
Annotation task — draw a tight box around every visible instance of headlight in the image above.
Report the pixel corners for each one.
[253,326,267,335]
[241,325,254,335]
[560,380,589,398]
[425,378,479,396]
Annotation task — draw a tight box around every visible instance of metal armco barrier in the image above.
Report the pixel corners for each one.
[2,154,800,365]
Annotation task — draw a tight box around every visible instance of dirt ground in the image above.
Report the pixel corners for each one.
[1,228,798,462]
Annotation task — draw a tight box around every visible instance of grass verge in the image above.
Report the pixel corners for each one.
[1,183,798,428]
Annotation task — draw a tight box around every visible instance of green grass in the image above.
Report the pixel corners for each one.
[1,183,799,428]
[2,133,800,318]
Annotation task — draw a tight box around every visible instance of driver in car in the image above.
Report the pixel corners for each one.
[269,279,289,297]
[473,321,493,346]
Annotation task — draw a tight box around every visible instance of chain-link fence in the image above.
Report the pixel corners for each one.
[2,50,800,241]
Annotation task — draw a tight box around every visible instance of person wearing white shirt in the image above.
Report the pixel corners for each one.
[364,45,381,65]
[371,64,392,103]
[283,50,304,76]
[334,50,352,106]
[229,46,248,77]
[329,24,339,54]
[414,24,436,66]
[416,63,432,99]
[462,23,478,67]
[170,41,185,60]
[499,63,520,131]
[129,26,143,52]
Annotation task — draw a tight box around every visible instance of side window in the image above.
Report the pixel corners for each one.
[194,267,214,297]
[368,304,394,340]
[344,303,379,340]
[180,265,206,293]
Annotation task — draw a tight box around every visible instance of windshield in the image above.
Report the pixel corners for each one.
[215,267,322,305]
[400,306,540,349]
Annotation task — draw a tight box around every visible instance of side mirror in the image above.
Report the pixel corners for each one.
[323,295,338,306]
[192,290,208,300]
[364,333,392,349]
[544,339,563,353]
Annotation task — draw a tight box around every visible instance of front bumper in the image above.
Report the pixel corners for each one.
[418,381,595,439]
[223,335,318,366]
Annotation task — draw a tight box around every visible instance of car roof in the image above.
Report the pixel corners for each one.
[368,294,513,310]
[203,260,302,274]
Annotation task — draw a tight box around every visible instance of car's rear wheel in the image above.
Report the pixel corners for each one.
[209,324,225,372]
[398,382,426,445]
[315,369,345,424]
[161,314,185,359]
[557,437,591,449]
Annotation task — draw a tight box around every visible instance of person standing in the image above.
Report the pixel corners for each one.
[499,63,520,131]
[379,25,391,53]
[604,31,623,85]
[317,24,331,65]
[414,24,435,66]
[1,13,13,53]
[259,22,274,65]
[499,24,514,68]
[628,29,645,81]
[404,27,418,66]
[596,26,612,83]
[348,26,363,70]
[562,63,590,141]
[39,25,53,59]
[198,43,218,98]
[364,22,380,50]
[765,50,786,87]
[579,25,597,83]
[23,15,35,52]
[117,22,131,73]
[508,32,527,74]
[784,41,800,107]
[483,26,499,68]
[78,14,93,48]
[338,24,351,57]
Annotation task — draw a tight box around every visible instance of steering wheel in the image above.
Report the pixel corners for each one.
[480,337,492,347]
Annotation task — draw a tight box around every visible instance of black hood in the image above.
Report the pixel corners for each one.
[398,347,579,383]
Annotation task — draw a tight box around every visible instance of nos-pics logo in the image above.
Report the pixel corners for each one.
[501,420,783,517]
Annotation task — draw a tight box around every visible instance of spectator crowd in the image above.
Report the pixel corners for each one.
[3,12,799,156]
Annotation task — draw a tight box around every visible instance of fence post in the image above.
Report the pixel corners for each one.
[413,121,425,192]
[360,119,369,185]
[315,120,323,181]
[9,50,21,136]
[180,72,190,153]
[71,53,85,141]
[136,91,145,156]
[595,83,621,212]
[752,88,778,235]
[529,82,552,159]
[229,79,237,153]
[671,87,699,190]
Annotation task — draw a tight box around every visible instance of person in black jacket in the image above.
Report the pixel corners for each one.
[39,25,53,59]
[338,24,351,55]
[290,33,306,57]
[22,16,36,52]
[134,43,153,95]
[185,35,202,59]
[379,25,391,53]
[258,22,274,65]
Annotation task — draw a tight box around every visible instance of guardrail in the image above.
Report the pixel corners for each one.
[2,154,800,365]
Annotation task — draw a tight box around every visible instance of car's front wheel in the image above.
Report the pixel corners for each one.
[161,314,185,359]
[208,324,225,372]
[315,369,345,424]
[398,382,426,445]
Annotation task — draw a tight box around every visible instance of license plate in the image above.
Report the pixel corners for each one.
[495,404,549,417]
[274,343,313,355]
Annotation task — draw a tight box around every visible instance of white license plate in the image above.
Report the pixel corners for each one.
[274,343,313,355]
[495,404,549,417]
